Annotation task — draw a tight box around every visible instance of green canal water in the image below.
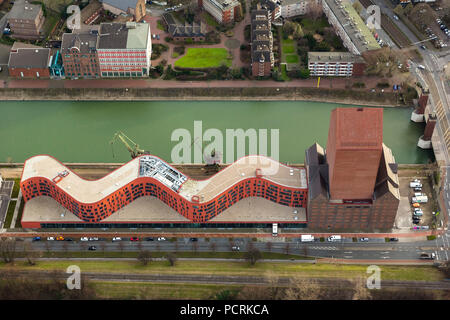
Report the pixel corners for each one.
[0,100,433,164]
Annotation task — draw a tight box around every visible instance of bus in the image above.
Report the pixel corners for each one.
[272,223,278,237]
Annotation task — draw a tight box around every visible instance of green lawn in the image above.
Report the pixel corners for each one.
[157,20,165,31]
[14,251,306,260]
[1,260,443,282]
[9,178,20,198]
[3,200,16,229]
[93,281,240,300]
[299,16,329,34]
[281,37,299,65]
[281,64,290,81]
[174,48,232,69]
[203,12,219,28]
[14,198,24,228]
[283,46,295,54]
[285,55,299,63]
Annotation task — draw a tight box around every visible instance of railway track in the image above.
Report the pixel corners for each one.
[3,270,450,290]
[359,0,411,48]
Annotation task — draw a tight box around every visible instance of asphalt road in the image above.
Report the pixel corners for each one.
[18,236,447,262]
[0,180,13,228]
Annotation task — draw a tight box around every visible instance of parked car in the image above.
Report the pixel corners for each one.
[130,237,139,241]
[80,237,89,241]
[32,237,41,242]
[47,237,55,241]
[389,238,399,242]
[419,252,435,260]
[56,236,64,241]
[359,238,369,242]
[420,45,426,50]
[88,246,97,251]
[327,235,341,242]
[88,237,99,241]
[231,246,240,251]
[412,203,420,208]
[157,237,166,241]
[65,238,73,241]
[156,34,160,40]
[414,187,422,192]
[145,237,154,241]
[393,15,399,20]
[112,237,122,242]
[189,238,198,242]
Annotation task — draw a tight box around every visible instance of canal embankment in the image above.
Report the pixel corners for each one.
[0,163,434,180]
[0,87,404,107]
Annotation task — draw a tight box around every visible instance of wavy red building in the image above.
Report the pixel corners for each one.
[20,155,308,228]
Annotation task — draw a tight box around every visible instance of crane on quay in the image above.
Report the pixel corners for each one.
[110,131,150,159]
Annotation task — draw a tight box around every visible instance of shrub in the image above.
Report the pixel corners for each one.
[352,82,365,88]
[427,235,436,240]
[377,82,390,89]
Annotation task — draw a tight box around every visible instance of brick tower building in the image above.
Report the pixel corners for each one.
[326,107,383,200]
[305,108,400,231]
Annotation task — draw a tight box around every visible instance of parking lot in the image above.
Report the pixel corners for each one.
[396,176,436,229]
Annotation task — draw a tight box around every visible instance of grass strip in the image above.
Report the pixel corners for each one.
[3,200,16,228]
[0,260,443,281]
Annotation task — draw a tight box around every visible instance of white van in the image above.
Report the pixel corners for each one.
[412,195,428,203]
[272,223,278,237]
[301,235,314,242]
[410,182,422,188]
[327,235,341,242]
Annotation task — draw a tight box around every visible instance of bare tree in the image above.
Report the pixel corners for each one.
[440,260,450,278]
[301,244,309,257]
[284,242,291,255]
[209,242,217,253]
[62,242,68,255]
[352,277,372,300]
[284,277,322,300]
[265,241,273,253]
[192,242,198,254]
[22,242,39,266]
[44,241,50,254]
[166,252,177,266]
[100,242,106,256]
[228,238,234,251]
[80,242,87,252]
[137,240,143,252]
[0,238,17,263]
[137,250,152,266]
[309,0,323,20]
[117,241,124,253]
[174,240,179,252]
[244,248,262,265]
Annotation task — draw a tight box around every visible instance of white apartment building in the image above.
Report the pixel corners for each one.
[280,0,320,18]
[308,52,366,77]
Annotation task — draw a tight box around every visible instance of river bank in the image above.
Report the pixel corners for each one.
[0,86,403,107]
[0,163,431,180]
